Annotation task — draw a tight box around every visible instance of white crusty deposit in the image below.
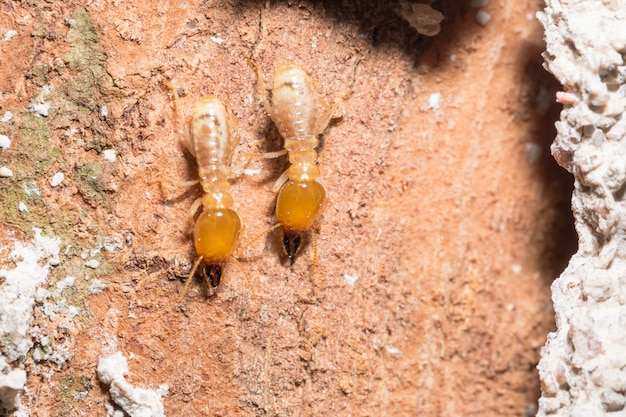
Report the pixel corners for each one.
[537,1,626,416]
[0,229,61,411]
[97,352,168,417]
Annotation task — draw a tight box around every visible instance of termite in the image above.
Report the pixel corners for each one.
[152,85,246,299]
[255,62,338,262]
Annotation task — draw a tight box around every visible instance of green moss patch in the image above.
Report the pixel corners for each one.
[75,162,110,209]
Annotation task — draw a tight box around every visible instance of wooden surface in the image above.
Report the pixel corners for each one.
[0,0,576,415]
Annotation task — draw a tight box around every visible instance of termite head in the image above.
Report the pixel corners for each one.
[275,179,326,261]
[194,208,241,286]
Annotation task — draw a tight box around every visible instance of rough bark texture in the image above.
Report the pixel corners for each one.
[0,1,575,416]
[537,1,626,416]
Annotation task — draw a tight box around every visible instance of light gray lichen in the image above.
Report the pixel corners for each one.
[537,1,626,416]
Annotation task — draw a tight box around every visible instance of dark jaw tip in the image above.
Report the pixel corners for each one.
[283,232,302,263]
[203,264,223,288]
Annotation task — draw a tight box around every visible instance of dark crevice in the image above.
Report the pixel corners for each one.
[519,45,578,283]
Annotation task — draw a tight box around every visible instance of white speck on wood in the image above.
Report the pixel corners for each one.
[475,10,491,26]
[525,142,543,165]
[3,30,17,41]
[85,259,99,269]
[386,346,402,355]
[343,272,359,287]
[1,111,13,122]
[103,149,116,163]
[29,103,50,117]
[0,135,11,150]
[428,93,441,111]
[0,167,13,177]
[50,172,64,187]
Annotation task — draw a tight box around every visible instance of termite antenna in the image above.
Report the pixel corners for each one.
[236,223,283,259]
[180,256,204,301]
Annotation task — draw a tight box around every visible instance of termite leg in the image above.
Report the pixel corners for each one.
[244,149,288,160]
[188,197,202,222]
[148,179,202,224]
[148,178,200,205]
[229,255,257,300]
[230,149,288,178]
[272,168,290,193]
[235,223,283,259]
[309,223,326,302]
[310,222,321,278]
[315,95,341,136]
[310,227,319,296]
[249,60,273,116]
[230,156,250,175]
[164,79,196,157]
[317,84,354,135]
[149,178,200,188]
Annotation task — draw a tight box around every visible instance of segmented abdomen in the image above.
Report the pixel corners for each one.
[191,96,239,192]
[271,63,319,140]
